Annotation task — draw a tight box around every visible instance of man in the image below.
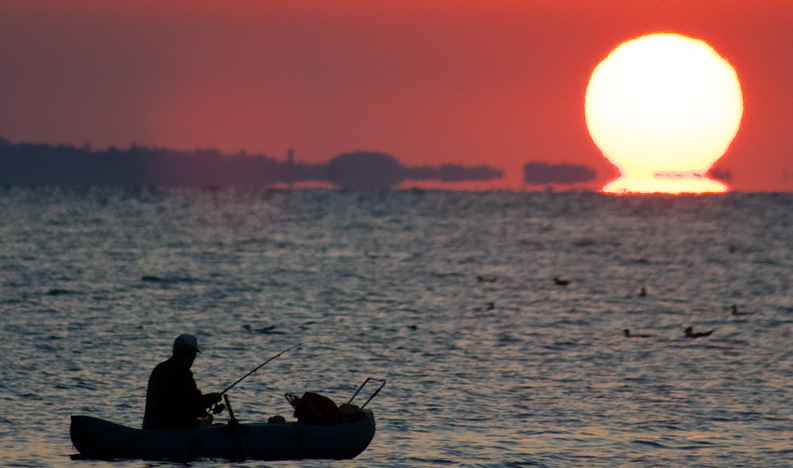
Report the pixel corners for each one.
[142,334,222,429]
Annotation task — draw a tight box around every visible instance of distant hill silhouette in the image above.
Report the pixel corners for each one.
[0,137,503,189]
[324,152,406,189]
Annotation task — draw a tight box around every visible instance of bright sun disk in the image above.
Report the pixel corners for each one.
[585,33,743,194]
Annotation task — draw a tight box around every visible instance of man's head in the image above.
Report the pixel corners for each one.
[173,334,200,367]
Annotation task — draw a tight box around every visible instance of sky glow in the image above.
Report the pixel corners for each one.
[0,1,791,191]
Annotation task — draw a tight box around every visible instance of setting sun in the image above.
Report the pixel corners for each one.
[585,33,743,194]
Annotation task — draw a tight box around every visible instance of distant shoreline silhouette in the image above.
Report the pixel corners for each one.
[0,137,501,190]
[1,136,731,190]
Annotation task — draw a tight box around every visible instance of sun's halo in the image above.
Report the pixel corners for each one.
[585,33,743,194]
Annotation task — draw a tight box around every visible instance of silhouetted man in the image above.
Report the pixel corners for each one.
[143,334,222,429]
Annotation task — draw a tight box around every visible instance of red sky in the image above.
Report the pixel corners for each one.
[1,0,792,191]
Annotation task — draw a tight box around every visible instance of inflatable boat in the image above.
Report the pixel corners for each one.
[70,409,376,461]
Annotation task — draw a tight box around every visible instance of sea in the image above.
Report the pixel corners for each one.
[2,187,793,467]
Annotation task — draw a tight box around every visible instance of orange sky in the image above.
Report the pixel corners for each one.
[1,0,792,191]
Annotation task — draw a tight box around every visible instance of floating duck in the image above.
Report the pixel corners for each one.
[242,324,281,334]
[476,275,498,283]
[731,304,754,316]
[684,326,714,338]
[554,277,570,286]
[623,329,653,338]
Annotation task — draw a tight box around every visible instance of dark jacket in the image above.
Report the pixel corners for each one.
[142,356,217,429]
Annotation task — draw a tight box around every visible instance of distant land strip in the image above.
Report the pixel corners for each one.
[0,137,501,190]
[1,137,734,190]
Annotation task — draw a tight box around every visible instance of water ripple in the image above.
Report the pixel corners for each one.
[1,190,793,466]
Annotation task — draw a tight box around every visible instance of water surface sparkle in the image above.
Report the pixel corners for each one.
[1,189,793,466]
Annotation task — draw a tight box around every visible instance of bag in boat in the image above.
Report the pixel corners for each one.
[285,392,365,425]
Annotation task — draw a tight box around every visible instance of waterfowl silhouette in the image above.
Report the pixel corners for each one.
[639,287,647,297]
[684,326,714,338]
[731,304,754,316]
[242,324,281,334]
[477,275,498,283]
[623,329,653,338]
[554,277,570,286]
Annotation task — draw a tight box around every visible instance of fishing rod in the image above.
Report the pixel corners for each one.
[220,343,302,395]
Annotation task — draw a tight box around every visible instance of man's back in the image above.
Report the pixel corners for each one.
[142,356,203,429]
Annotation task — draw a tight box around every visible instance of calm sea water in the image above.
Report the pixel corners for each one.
[2,188,793,467]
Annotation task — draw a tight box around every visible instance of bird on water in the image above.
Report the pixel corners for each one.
[731,304,754,316]
[554,277,570,286]
[684,326,714,338]
[623,329,653,338]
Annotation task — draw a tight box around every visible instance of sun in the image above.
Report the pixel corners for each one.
[585,33,743,194]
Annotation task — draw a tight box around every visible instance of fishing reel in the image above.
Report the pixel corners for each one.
[211,403,226,415]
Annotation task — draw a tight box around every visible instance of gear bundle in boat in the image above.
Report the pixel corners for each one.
[286,391,368,425]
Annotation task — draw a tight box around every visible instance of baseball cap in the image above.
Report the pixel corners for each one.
[174,333,201,352]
